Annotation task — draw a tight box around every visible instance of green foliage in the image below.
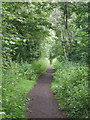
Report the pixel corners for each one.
[18,62,37,81]
[32,57,50,75]
[50,2,89,62]
[2,2,53,62]
[2,57,50,119]
[2,2,89,119]
[52,58,60,69]
[2,61,37,119]
[51,61,89,118]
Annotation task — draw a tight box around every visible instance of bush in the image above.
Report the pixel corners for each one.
[52,58,60,69]
[51,61,89,118]
[2,61,37,119]
[18,62,37,81]
[32,57,50,75]
[2,57,50,119]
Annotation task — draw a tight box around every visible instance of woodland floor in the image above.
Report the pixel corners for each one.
[26,65,67,118]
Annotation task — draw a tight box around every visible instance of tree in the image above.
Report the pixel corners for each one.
[2,2,55,62]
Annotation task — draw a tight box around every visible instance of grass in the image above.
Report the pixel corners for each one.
[18,79,36,93]
[2,62,37,119]
[2,57,50,119]
[2,62,35,119]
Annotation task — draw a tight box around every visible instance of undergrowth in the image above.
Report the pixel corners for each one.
[32,57,50,75]
[52,58,60,69]
[51,60,89,118]
[2,61,36,119]
[2,57,50,119]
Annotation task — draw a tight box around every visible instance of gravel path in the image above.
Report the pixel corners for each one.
[26,65,67,118]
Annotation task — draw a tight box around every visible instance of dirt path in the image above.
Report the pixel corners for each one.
[26,65,67,118]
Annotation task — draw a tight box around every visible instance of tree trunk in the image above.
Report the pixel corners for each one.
[64,2,68,30]
[64,2,73,59]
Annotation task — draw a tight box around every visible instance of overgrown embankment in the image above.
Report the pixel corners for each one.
[52,60,89,118]
[2,57,50,119]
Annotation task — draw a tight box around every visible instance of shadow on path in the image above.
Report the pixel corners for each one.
[26,65,67,118]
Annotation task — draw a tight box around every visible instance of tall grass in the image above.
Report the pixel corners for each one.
[52,60,89,118]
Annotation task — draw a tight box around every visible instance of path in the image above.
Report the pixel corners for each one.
[26,65,67,118]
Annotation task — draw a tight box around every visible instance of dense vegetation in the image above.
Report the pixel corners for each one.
[2,58,50,118]
[2,2,90,119]
[52,60,89,118]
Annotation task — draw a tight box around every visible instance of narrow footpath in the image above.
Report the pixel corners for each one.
[26,65,67,118]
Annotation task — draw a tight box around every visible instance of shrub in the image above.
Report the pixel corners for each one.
[32,57,50,75]
[52,58,60,69]
[51,61,89,118]
[2,57,50,119]
[2,61,36,119]
[18,62,37,81]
